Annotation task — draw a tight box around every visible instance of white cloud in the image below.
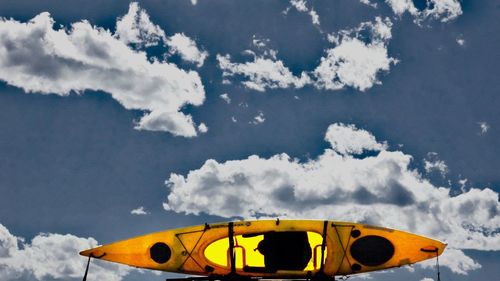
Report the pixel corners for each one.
[166,33,208,67]
[424,152,448,177]
[250,111,265,125]
[115,2,166,47]
[458,178,468,192]
[385,0,418,17]
[0,10,205,137]
[252,36,269,48]
[422,0,463,22]
[314,38,394,91]
[219,93,231,104]
[130,206,149,215]
[478,121,490,135]
[217,17,395,92]
[190,0,198,5]
[287,0,321,27]
[384,0,462,23]
[117,3,207,67]
[360,0,378,8]
[314,17,397,91]
[290,0,308,12]
[164,122,500,274]
[325,123,387,155]
[198,122,208,133]
[248,36,278,60]
[456,36,465,46]
[217,54,311,92]
[0,223,131,281]
[309,9,320,26]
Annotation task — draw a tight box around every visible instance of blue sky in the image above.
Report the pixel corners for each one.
[0,1,499,280]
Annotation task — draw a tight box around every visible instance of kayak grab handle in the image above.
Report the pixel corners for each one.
[90,252,107,258]
[420,246,439,253]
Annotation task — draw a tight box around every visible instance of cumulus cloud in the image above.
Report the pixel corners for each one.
[217,17,396,92]
[130,206,149,215]
[315,17,397,91]
[164,122,500,274]
[0,223,131,281]
[325,123,387,155]
[166,33,208,67]
[385,0,419,17]
[198,122,208,133]
[384,0,462,23]
[316,40,396,91]
[0,4,206,137]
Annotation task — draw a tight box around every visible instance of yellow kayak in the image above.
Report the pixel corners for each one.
[80,220,445,278]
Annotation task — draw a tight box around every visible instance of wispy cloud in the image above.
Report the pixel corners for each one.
[478,121,490,135]
[359,0,378,8]
[217,54,311,92]
[283,0,321,28]
[250,111,265,125]
[424,152,449,177]
[219,93,231,104]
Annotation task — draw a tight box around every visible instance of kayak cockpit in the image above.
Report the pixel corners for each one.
[204,231,327,273]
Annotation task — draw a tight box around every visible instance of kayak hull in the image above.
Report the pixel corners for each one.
[80,220,445,278]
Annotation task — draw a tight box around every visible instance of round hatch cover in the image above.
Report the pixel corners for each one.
[150,242,171,264]
[350,235,394,267]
